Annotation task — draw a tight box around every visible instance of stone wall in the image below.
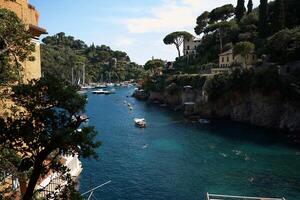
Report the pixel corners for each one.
[0,0,43,82]
[0,0,39,26]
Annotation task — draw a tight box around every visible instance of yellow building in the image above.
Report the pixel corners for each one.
[0,0,47,81]
[219,49,257,68]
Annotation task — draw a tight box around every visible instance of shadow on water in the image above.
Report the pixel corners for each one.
[144,102,300,151]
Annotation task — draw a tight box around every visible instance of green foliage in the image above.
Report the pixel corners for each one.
[0,76,101,199]
[142,73,207,93]
[258,0,269,37]
[272,0,285,33]
[163,31,193,57]
[205,68,300,101]
[266,27,300,64]
[209,4,235,22]
[234,41,255,57]
[0,8,35,84]
[194,11,210,35]
[235,0,246,22]
[41,33,143,83]
[144,59,165,71]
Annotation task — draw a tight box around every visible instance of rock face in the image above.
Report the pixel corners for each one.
[135,86,300,133]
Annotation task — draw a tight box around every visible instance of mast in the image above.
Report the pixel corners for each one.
[82,64,85,85]
[71,67,74,85]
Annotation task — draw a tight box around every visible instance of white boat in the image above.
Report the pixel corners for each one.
[199,119,210,124]
[95,84,107,89]
[106,83,115,87]
[77,90,87,95]
[134,118,146,128]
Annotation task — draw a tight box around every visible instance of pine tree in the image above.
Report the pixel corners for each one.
[247,0,253,14]
[259,0,269,37]
[235,0,246,22]
[273,0,285,32]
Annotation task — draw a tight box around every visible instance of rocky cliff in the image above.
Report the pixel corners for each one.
[133,86,300,133]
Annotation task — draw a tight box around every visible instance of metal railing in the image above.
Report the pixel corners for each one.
[206,193,286,200]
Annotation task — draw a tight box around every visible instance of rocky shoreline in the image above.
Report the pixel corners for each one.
[133,86,300,133]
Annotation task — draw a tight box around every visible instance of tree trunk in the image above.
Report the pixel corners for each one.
[22,158,43,200]
[22,149,50,200]
[219,29,223,53]
[176,45,181,58]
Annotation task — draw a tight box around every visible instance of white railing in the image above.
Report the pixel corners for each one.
[206,193,286,200]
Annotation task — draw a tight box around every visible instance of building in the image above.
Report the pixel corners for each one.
[0,0,47,82]
[219,49,257,68]
[183,37,201,56]
[211,49,257,74]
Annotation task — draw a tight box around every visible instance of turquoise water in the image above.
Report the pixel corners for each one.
[79,87,300,200]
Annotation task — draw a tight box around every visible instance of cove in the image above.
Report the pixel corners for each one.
[79,87,300,200]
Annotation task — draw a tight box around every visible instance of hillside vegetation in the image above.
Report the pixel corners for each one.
[41,32,145,83]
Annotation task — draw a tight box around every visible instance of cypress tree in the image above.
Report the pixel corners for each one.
[235,0,246,22]
[259,0,269,37]
[247,0,253,14]
[273,0,285,32]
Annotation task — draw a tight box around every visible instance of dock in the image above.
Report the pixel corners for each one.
[206,193,286,200]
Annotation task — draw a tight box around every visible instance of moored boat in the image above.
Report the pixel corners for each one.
[199,119,210,124]
[134,118,146,128]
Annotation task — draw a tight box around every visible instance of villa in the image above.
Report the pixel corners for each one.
[212,49,257,74]
[183,37,201,56]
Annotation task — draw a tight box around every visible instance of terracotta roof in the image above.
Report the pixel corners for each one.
[219,49,233,56]
[28,24,47,37]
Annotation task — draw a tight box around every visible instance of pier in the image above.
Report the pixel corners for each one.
[206,193,285,200]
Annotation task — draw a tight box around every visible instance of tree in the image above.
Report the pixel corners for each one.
[144,59,164,70]
[273,0,285,32]
[233,41,255,67]
[0,76,101,199]
[238,12,259,42]
[195,4,235,53]
[235,0,246,22]
[247,0,253,14]
[0,8,35,84]
[266,27,300,64]
[163,31,193,57]
[194,11,210,35]
[259,0,269,37]
[42,33,142,83]
[209,4,235,22]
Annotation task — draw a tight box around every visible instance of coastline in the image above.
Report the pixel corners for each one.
[133,87,300,135]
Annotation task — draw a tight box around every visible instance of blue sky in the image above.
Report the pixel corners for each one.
[30,0,259,65]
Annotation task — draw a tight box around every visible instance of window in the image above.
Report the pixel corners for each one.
[253,55,255,60]
[187,45,190,50]
[222,57,224,62]
[227,56,229,62]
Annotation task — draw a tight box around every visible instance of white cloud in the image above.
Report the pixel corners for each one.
[125,0,260,34]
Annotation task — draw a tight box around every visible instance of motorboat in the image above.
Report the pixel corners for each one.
[92,89,110,95]
[95,84,107,89]
[106,83,115,87]
[199,119,210,124]
[134,118,146,128]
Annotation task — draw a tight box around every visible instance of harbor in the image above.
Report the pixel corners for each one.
[79,87,300,200]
